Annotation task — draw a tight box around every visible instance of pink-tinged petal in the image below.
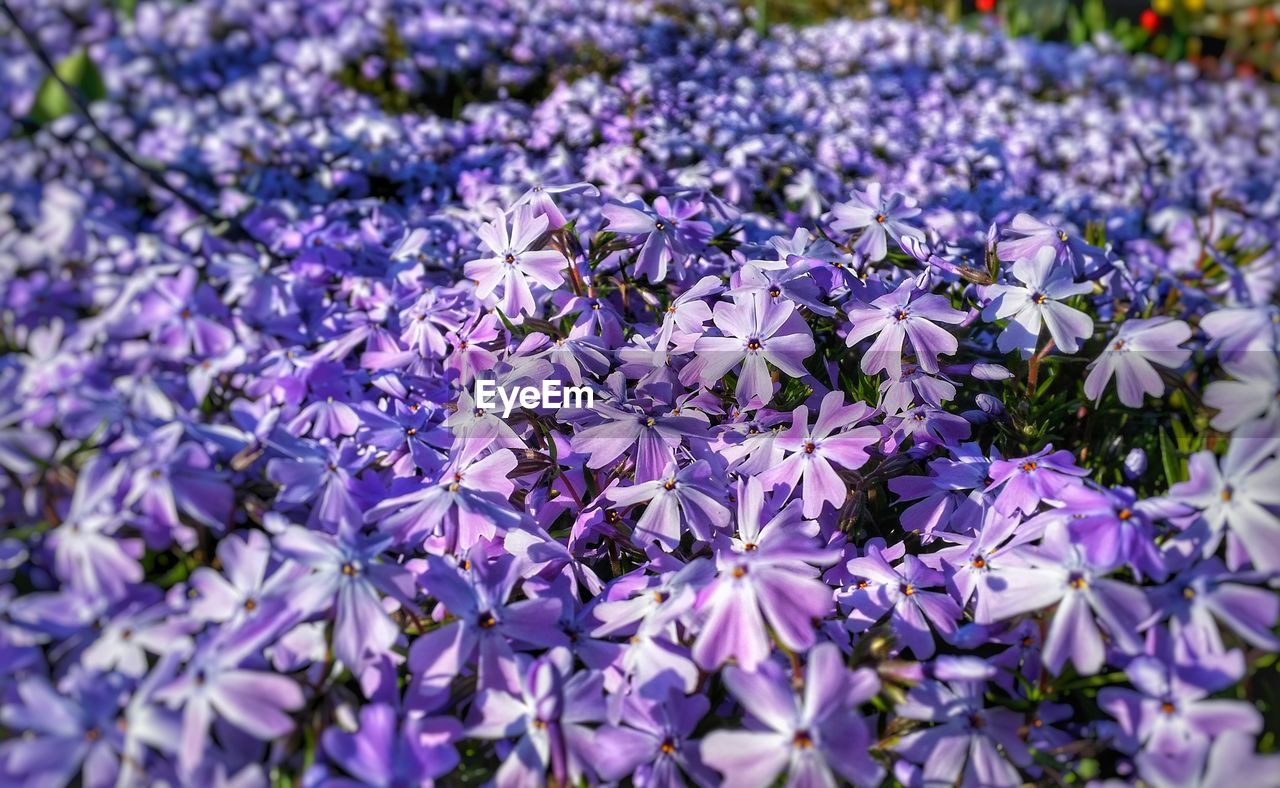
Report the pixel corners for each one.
[602,204,656,235]
[1184,699,1262,737]
[510,207,550,251]
[861,321,906,378]
[701,731,790,788]
[693,581,770,672]
[464,257,504,297]
[467,690,529,739]
[820,427,879,470]
[477,216,510,256]
[722,665,796,732]
[1083,353,1118,402]
[178,696,213,776]
[737,352,774,407]
[408,622,474,697]
[335,580,399,670]
[593,727,657,781]
[977,565,1065,623]
[1115,356,1162,407]
[844,308,889,348]
[908,294,966,324]
[800,456,846,519]
[903,318,958,372]
[762,333,815,375]
[211,670,304,739]
[1044,591,1103,675]
[1040,301,1093,354]
[519,250,567,289]
[757,569,831,651]
[633,491,683,550]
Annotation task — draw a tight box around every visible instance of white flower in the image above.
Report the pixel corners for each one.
[983,247,1094,357]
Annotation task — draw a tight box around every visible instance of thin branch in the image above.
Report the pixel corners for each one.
[0,0,267,250]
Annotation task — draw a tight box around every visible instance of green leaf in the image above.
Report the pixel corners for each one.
[1159,429,1182,486]
[116,0,138,18]
[31,48,106,124]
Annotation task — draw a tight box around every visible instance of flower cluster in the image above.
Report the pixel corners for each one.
[1,1,1278,787]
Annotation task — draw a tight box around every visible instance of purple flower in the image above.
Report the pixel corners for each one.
[1084,318,1192,408]
[320,703,460,787]
[47,458,142,601]
[983,247,1094,356]
[701,643,883,787]
[1028,484,1166,579]
[467,647,604,788]
[1099,654,1261,787]
[571,397,708,484]
[593,691,715,786]
[463,205,566,317]
[985,445,1088,517]
[0,676,128,787]
[845,279,966,379]
[758,392,881,518]
[998,213,1105,276]
[156,630,306,776]
[187,530,303,624]
[981,523,1151,675]
[410,554,567,698]
[1168,439,1280,572]
[894,671,1030,787]
[690,290,816,407]
[692,477,836,671]
[606,459,730,550]
[1156,557,1280,654]
[843,545,960,659]
[602,196,713,283]
[829,182,924,262]
[275,525,411,673]
[364,435,522,551]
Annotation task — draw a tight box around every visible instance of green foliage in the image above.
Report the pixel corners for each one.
[30,48,106,125]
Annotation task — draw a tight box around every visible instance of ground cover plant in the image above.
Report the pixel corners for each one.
[0,0,1278,785]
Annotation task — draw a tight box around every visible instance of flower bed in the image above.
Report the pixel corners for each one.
[0,1,1277,786]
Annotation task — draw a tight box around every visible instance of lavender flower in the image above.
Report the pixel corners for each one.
[845,279,966,379]
[983,247,1094,356]
[1084,318,1192,408]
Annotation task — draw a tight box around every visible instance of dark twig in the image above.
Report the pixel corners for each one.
[0,0,266,249]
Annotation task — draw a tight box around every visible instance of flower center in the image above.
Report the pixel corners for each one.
[341,562,359,577]
[746,338,762,351]
[478,611,496,628]
[971,557,986,569]
[1021,461,1038,472]
[793,730,814,748]
[660,738,676,755]
[732,565,748,579]
[803,441,816,454]
[893,309,909,322]
[1117,508,1132,520]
